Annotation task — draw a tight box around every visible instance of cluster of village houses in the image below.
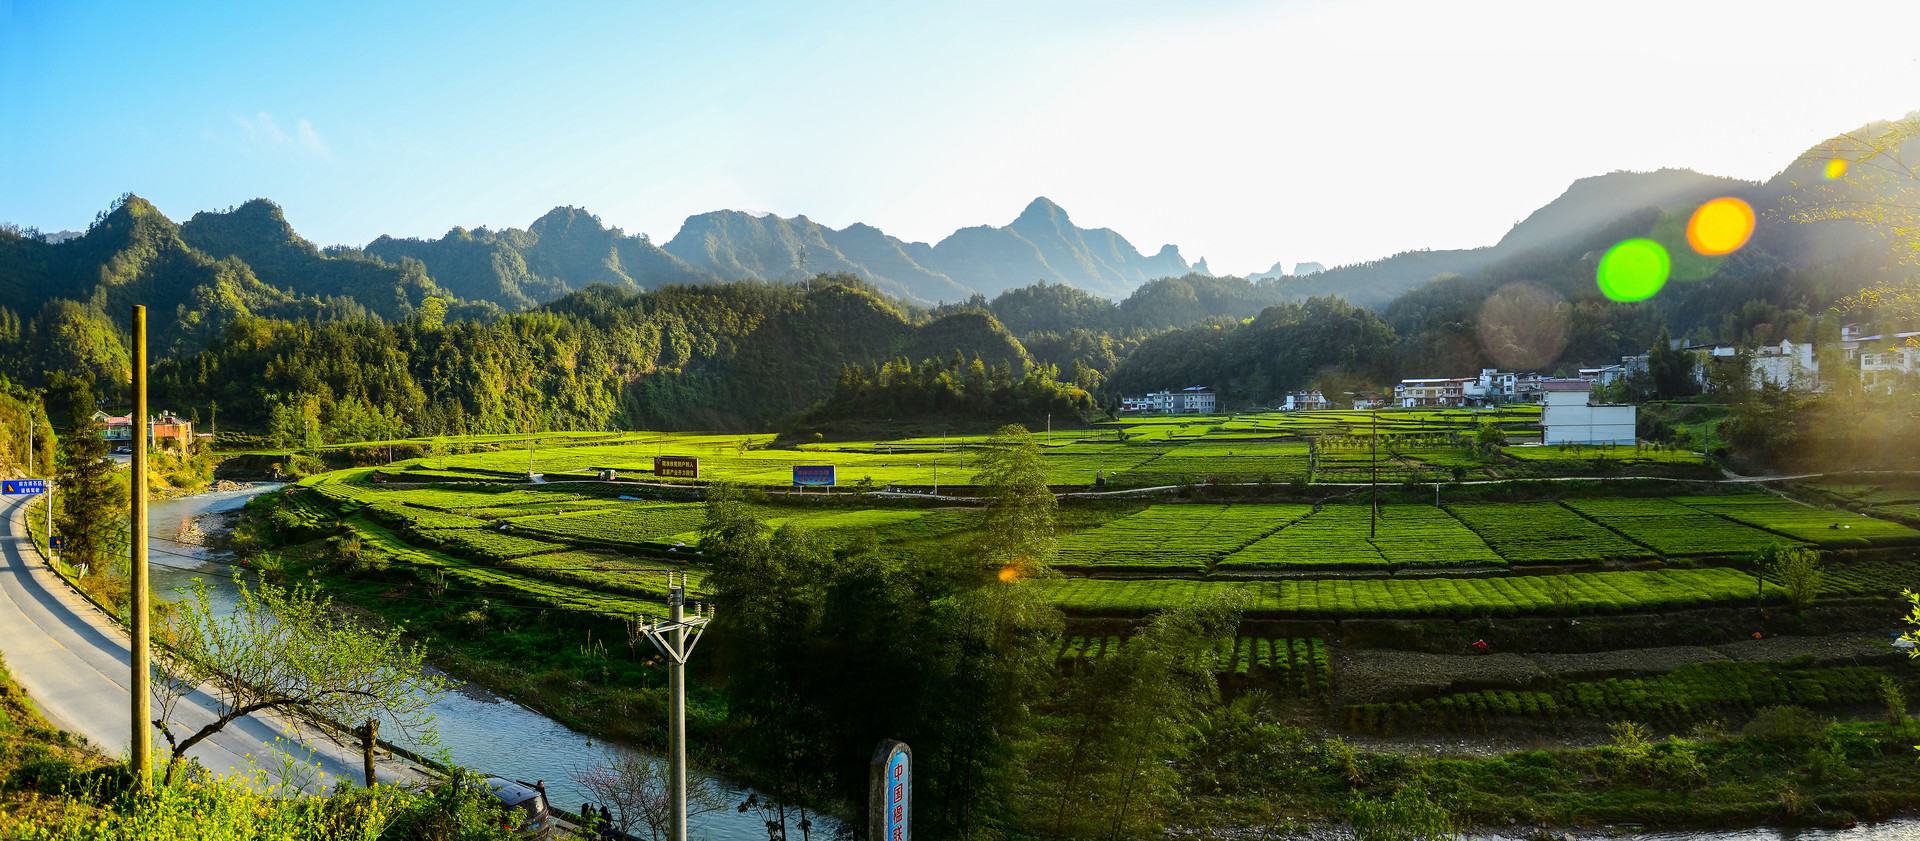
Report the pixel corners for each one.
[1118,324,1918,446]
[88,409,204,451]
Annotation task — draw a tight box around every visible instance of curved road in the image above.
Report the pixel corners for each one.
[0,494,425,790]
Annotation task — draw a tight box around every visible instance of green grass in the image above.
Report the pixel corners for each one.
[1446,502,1655,563]
[1041,567,1777,617]
[1673,496,1920,549]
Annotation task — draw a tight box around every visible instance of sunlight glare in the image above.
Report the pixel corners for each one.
[1685,198,1755,257]
[1595,239,1670,302]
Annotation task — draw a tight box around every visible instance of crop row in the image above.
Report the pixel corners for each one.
[344,519,657,619]
[1218,504,1501,569]
[1043,568,1779,618]
[1055,635,1330,695]
[498,551,707,601]
[1344,661,1890,735]
[1446,502,1653,563]
[415,527,566,561]
[1562,497,1796,556]
[1674,496,1920,549]
[1053,505,1306,570]
[509,503,709,548]
[364,502,490,531]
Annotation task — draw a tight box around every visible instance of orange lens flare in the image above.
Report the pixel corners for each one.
[998,565,1019,582]
[1685,197,1754,257]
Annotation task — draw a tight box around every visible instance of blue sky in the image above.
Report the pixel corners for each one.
[4,0,1919,273]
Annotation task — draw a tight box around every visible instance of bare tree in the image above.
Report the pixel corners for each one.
[571,747,728,841]
[151,578,450,786]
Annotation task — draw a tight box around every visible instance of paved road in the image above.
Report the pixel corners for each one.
[0,494,426,790]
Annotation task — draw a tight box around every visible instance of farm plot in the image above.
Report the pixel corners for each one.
[500,551,707,600]
[1219,504,1503,568]
[364,502,490,531]
[1674,496,1920,548]
[1344,660,1890,735]
[1052,505,1308,571]
[1043,567,1775,618]
[508,503,708,548]
[1446,502,1653,563]
[1040,444,1168,485]
[345,519,658,619]
[1125,441,1313,483]
[415,528,564,561]
[1560,497,1794,556]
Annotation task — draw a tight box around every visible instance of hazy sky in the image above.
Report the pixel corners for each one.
[4,0,1918,275]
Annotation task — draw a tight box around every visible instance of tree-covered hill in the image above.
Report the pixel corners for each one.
[153,275,1036,436]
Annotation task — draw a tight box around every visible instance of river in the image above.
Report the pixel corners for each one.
[146,483,800,841]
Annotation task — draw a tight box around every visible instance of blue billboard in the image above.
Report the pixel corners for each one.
[792,465,836,486]
[1,479,47,495]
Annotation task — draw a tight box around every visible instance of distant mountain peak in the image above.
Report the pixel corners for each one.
[1014,196,1068,228]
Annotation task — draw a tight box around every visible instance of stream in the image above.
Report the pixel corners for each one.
[146,483,805,841]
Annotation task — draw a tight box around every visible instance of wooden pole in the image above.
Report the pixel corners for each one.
[130,305,151,785]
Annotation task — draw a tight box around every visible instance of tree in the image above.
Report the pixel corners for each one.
[1022,590,1248,839]
[971,424,1056,573]
[571,748,727,841]
[152,579,450,786]
[53,381,121,578]
[1767,545,1825,612]
[1646,328,1698,399]
[1472,420,1504,454]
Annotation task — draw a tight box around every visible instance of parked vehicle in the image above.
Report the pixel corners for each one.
[483,776,553,838]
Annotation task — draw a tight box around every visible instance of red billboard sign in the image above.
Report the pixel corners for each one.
[654,455,700,479]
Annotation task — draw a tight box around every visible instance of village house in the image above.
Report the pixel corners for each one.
[92,410,195,450]
[1281,390,1330,411]
[1540,380,1636,445]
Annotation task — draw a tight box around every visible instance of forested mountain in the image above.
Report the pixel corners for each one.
[152,276,1039,435]
[666,197,1197,302]
[0,195,405,383]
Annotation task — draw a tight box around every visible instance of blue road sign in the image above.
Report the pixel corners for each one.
[1,479,47,495]
[49,535,64,550]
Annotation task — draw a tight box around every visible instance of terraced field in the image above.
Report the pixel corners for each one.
[1053,504,1308,571]
[1446,501,1655,563]
[1215,504,1503,569]
[1043,568,1777,617]
[1673,496,1920,549]
[1561,497,1797,556]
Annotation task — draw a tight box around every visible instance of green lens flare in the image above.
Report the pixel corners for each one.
[1596,239,1670,302]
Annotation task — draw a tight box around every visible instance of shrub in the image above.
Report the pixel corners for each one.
[1741,705,1827,745]
[1767,546,1825,611]
[1880,676,1908,724]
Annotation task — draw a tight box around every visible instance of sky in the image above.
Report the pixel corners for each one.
[3,0,1919,275]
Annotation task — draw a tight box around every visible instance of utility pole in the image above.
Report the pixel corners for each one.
[1370,408,1378,539]
[636,573,712,841]
[129,305,152,786]
[1046,412,1051,443]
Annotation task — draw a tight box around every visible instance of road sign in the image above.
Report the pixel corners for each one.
[1,479,47,495]
[49,535,64,550]
[654,456,700,479]
[868,740,911,841]
[792,465,836,486]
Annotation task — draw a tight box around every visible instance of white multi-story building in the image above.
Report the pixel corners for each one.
[1281,390,1329,411]
[1129,386,1216,414]
[1540,380,1636,445]
[1689,339,1820,392]
[1860,343,1919,393]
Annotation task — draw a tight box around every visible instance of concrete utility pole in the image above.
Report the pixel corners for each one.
[130,305,152,786]
[637,573,712,841]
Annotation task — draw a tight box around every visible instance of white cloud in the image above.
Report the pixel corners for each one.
[231,112,330,161]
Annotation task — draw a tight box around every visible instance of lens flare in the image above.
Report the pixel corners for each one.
[1476,281,1569,371]
[1596,239,1669,302]
[998,565,1020,583]
[1685,197,1755,256]
[1824,158,1847,180]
